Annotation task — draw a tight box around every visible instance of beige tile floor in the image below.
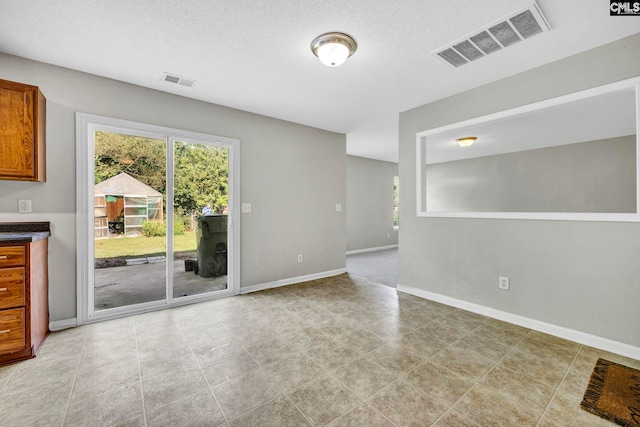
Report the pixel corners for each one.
[1,273,638,426]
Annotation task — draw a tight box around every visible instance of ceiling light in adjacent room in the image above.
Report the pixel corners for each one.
[311,32,358,67]
[456,136,477,147]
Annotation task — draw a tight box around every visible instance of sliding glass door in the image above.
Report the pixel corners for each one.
[77,113,239,323]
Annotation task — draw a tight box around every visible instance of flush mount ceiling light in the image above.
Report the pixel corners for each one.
[311,32,358,67]
[456,136,477,147]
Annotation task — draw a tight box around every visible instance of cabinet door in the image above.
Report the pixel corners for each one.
[0,79,45,181]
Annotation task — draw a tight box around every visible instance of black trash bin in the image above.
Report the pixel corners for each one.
[196,215,228,277]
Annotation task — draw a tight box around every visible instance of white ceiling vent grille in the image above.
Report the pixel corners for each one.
[432,2,550,68]
[161,72,195,87]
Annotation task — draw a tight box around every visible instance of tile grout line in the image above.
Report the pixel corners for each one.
[397,315,489,423]
[328,400,400,427]
[324,369,401,427]
[427,327,533,426]
[239,290,503,424]
[257,300,475,425]
[473,328,578,422]
[178,318,231,426]
[209,335,316,425]
[0,360,18,393]
[60,328,90,427]
[319,369,365,420]
[261,367,317,426]
[297,322,404,426]
[235,324,319,426]
[534,343,584,427]
[314,305,427,426]
[238,308,393,426]
[231,326,320,425]
[365,374,433,425]
[133,318,149,427]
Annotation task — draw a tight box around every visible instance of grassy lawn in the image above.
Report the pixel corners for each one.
[95,231,197,259]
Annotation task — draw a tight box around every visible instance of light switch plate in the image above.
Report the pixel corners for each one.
[335,203,342,212]
[18,199,32,213]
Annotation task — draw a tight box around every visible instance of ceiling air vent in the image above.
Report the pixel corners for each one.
[433,2,550,68]
[162,72,196,87]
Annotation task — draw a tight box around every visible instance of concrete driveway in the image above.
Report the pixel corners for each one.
[94,259,227,310]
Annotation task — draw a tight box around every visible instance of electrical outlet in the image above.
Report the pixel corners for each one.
[498,276,510,290]
[297,254,303,263]
[18,199,32,213]
[241,203,251,213]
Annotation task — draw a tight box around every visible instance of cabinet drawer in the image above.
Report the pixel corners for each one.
[0,267,25,309]
[0,246,25,268]
[0,307,25,354]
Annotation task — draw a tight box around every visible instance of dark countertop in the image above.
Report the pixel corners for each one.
[0,222,51,243]
[0,231,50,243]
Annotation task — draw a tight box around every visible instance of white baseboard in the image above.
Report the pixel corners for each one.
[397,283,640,361]
[241,268,347,294]
[49,318,78,331]
[346,245,398,255]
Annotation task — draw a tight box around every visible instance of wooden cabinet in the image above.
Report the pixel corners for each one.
[0,78,46,182]
[0,240,49,365]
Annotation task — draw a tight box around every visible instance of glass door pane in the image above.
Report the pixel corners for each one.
[93,131,167,311]
[173,141,229,298]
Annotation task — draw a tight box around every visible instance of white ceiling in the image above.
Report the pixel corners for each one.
[0,1,638,163]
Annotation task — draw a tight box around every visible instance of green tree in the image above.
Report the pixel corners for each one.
[174,142,228,215]
[94,131,167,194]
[94,132,229,217]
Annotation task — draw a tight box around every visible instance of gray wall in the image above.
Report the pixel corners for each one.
[346,155,399,251]
[0,53,346,323]
[426,136,636,213]
[399,33,640,347]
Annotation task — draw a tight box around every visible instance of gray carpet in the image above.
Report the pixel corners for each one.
[346,247,398,288]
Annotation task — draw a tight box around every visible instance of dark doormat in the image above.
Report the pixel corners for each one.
[580,358,640,426]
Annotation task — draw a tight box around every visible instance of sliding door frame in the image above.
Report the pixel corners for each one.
[76,113,240,325]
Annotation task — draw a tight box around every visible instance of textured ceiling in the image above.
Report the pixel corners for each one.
[0,1,638,162]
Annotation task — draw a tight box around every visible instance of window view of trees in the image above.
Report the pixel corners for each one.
[94,131,167,191]
[94,131,229,237]
[174,141,228,216]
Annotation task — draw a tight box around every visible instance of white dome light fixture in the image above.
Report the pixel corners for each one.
[311,32,358,67]
[456,136,477,147]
